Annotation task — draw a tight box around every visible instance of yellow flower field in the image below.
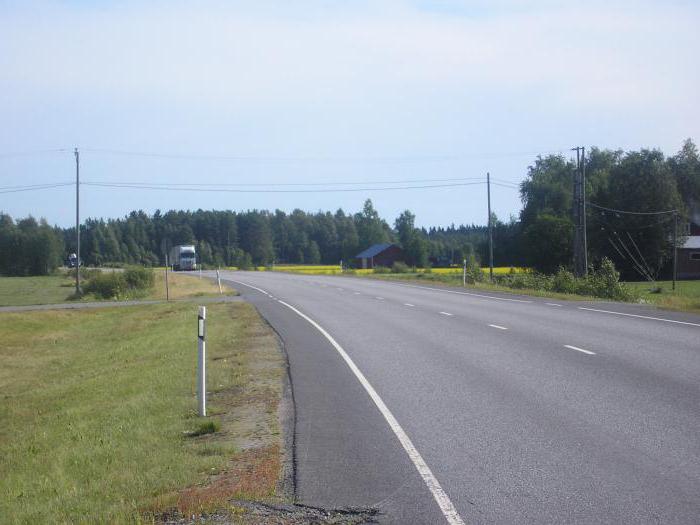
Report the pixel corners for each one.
[233,265,528,275]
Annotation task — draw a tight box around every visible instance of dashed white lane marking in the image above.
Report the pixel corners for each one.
[439,311,453,316]
[353,292,361,295]
[488,324,508,330]
[404,303,415,307]
[564,344,596,355]
[578,307,700,327]
[389,281,532,303]
[274,299,466,525]
[375,296,385,300]
[546,303,562,307]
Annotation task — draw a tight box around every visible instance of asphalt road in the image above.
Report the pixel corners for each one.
[215,271,700,524]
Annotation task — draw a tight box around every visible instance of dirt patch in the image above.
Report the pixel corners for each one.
[158,500,378,525]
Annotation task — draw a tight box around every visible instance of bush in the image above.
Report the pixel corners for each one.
[123,266,155,290]
[587,257,636,301]
[391,261,411,273]
[83,266,154,299]
[83,272,127,299]
[551,267,577,294]
[373,266,391,274]
[493,258,637,302]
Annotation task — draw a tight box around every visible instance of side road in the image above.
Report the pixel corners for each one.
[0,295,243,313]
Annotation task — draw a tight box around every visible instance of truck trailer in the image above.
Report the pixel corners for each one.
[169,245,197,271]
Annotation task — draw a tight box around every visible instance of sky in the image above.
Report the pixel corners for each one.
[1,0,698,228]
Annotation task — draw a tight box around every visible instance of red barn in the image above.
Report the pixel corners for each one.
[355,243,403,269]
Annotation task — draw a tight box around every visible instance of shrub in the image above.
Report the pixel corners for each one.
[551,267,577,294]
[123,266,155,290]
[83,272,127,299]
[373,266,391,274]
[587,257,636,301]
[83,266,154,299]
[391,261,411,274]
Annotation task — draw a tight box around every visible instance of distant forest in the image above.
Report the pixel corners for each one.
[2,140,698,280]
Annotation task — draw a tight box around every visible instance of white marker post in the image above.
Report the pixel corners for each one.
[462,259,467,287]
[216,269,222,294]
[197,306,206,416]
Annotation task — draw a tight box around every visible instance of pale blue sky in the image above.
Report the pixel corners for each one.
[1,0,698,228]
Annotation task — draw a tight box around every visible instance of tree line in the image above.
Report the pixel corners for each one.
[1,140,697,279]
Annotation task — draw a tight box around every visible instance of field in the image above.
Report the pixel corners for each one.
[0,269,232,307]
[243,264,527,276]
[626,280,700,314]
[0,301,285,523]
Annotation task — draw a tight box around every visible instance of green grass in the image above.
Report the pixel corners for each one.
[0,275,76,306]
[625,280,700,314]
[0,269,234,307]
[0,301,283,524]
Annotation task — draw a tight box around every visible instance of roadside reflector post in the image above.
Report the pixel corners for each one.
[197,306,206,417]
[463,259,467,287]
[216,269,222,294]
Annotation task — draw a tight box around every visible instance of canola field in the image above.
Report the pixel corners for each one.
[239,265,527,275]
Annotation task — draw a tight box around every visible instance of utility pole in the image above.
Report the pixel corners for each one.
[581,147,588,275]
[673,211,678,291]
[74,147,81,295]
[571,147,588,277]
[487,172,494,282]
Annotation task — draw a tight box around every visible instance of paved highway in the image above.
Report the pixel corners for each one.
[214,270,700,524]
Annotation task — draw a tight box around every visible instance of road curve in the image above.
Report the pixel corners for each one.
[215,270,700,524]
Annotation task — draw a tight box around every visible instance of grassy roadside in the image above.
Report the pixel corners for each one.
[0,269,234,307]
[625,280,700,314]
[357,272,700,314]
[0,301,285,523]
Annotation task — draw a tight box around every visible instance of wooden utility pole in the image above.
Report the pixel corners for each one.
[487,172,494,282]
[673,211,678,291]
[74,147,81,295]
[572,147,588,277]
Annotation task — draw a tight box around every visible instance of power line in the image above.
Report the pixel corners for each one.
[490,181,519,190]
[80,146,569,163]
[82,176,487,188]
[588,202,677,216]
[81,181,487,193]
[0,148,70,159]
[0,182,73,194]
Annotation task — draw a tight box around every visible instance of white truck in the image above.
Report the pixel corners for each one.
[169,245,197,271]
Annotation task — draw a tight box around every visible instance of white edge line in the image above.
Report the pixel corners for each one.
[275,299,465,525]
[488,324,508,330]
[375,296,384,300]
[545,303,562,307]
[389,281,532,303]
[404,303,415,307]
[439,311,453,316]
[578,306,700,327]
[219,278,466,525]
[564,344,596,355]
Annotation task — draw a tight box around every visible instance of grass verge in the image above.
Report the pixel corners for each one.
[0,269,234,306]
[0,301,284,523]
[625,280,700,314]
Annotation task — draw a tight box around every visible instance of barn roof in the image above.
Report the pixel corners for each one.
[355,243,395,258]
[682,236,700,249]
